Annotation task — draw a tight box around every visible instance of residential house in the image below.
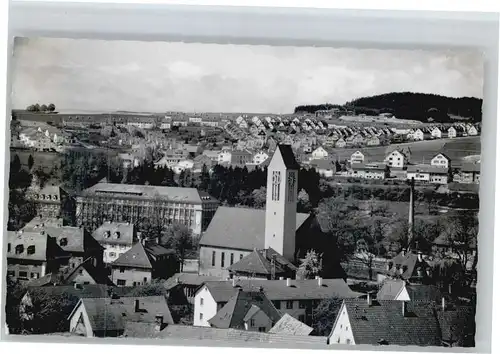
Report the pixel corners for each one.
[447,126,457,138]
[457,162,480,184]
[309,159,337,178]
[193,278,362,327]
[413,128,424,141]
[173,159,195,174]
[189,115,203,124]
[467,124,478,136]
[384,149,408,169]
[311,146,329,160]
[366,136,380,146]
[164,273,224,305]
[208,290,282,333]
[30,185,68,219]
[159,116,172,130]
[110,240,178,287]
[350,163,388,180]
[335,138,346,148]
[118,153,141,169]
[22,219,104,269]
[68,296,174,337]
[379,249,432,285]
[6,230,70,282]
[328,298,442,346]
[202,150,222,163]
[376,279,443,303]
[92,222,136,265]
[268,313,314,336]
[431,127,443,139]
[227,248,297,280]
[407,165,449,184]
[431,153,451,169]
[349,150,366,164]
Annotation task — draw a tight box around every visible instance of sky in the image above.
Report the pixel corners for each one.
[11,37,484,114]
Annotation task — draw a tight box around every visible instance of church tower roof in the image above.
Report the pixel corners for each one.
[276,144,300,170]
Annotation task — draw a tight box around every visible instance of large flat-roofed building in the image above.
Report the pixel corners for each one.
[76,183,218,235]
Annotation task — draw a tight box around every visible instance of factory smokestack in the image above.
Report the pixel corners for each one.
[408,177,415,252]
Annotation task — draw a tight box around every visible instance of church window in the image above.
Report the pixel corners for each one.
[221,253,225,268]
[212,251,216,266]
[287,172,296,202]
[271,171,281,201]
[230,253,234,265]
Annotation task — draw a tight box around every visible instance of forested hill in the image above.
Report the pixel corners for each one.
[294,92,483,123]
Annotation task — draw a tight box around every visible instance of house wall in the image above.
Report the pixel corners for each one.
[245,309,273,332]
[198,246,251,278]
[7,261,47,282]
[385,151,405,168]
[69,303,94,337]
[111,267,151,287]
[430,174,448,184]
[407,172,430,182]
[431,154,450,169]
[66,267,102,285]
[351,170,386,180]
[312,148,328,160]
[395,287,411,301]
[194,286,219,327]
[350,152,365,164]
[329,303,356,345]
[272,299,315,325]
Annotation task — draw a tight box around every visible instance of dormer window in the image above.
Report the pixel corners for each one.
[103,231,110,239]
[60,238,68,246]
[114,232,120,239]
[53,195,58,200]
[7,243,11,253]
[15,245,24,254]
[27,245,35,255]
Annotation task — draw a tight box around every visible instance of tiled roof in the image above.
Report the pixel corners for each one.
[387,251,432,282]
[64,259,115,286]
[77,296,174,333]
[461,162,481,173]
[156,325,328,345]
[43,226,90,253]
[276,145,301,170]
[81,183,206,204]
[92,222,135,246]
[122,322,162,338]
[26,284,119,300]
[342,299,442,346]
[111,242,152,269]
[269,313,313,336]
[7,231,67,261]
[199,207,310,250]
[376,280,405,300]
[406,284,444,303]
[351,162,387,171]
[228,248,297,275]
[163,273,224,291]
[208,290,282,329]
[436,305,475,346]
[407,164,448,174]
[309,159,336,171]
[203,278,362,303]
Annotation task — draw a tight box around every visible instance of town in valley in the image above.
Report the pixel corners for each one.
[4,95,480,348]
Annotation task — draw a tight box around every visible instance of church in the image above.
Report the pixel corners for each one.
[198,144,345,280]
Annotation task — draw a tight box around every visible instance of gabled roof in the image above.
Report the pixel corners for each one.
[269,313,313,336]
[227,248,297,276]
[340,299,442,346]
[376,279,406,300]
[156,325,328,345]
[112,242,152,269]
[208,290,282,329]
[163,273,223,291]
[92,222,135,246]
[276,144,301,170]
[407,164,448,174]
[199,207,310,250]
[64,259,116,286]
[202,278,362,303]
[7,231,68,261]
[388,251,432,282]
[75,295,173,333]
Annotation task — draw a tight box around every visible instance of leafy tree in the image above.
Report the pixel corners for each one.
[47,103,56,112]
[5,276,27,334]
[312,297,344,336]
[297,249,323,279]
[40,104,48,112]
[297,188,311,212]
[34,103,41,112]
[127,279,167,297]
[161,223,194,272]
[251,187,267,209]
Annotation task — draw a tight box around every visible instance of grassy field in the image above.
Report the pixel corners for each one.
[10,148,62,172]
[330,136,481,166]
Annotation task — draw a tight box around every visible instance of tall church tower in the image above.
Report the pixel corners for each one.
[265,145,299,262]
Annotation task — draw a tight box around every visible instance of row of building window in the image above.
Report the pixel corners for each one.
[272,300,310,310]
[8,244,36,255]
[211,251,244,267]
[8,270,39,279]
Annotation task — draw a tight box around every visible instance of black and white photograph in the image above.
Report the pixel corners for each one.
[4,37,483,348]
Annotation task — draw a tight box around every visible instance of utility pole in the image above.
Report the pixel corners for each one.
[407,177,415,252]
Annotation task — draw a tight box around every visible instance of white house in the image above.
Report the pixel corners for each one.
[431,153,451,169]
[160,116,172,130]
[431,127,442,139]
[92,222,135,265]
[328,298,443,347]
[350,151,366,164]
[218,150,233,164]
[413,128,424,141]
[447,126,457,139]
[189,116,203,124]
[311,146,329,160]
[467,125,478,136]
[173,160,195,174]
[384,150,407,168]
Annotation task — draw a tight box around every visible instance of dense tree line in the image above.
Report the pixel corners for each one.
[8,155,36,230]
[26,103,56,113]
[294,92,482,123]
